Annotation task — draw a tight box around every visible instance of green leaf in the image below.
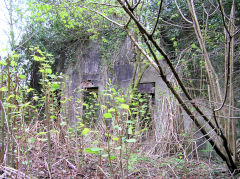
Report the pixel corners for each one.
[90,92,97,99]
[191,44,197,48]
[19,75,26,79]
[60,122,67,126]
[37,132,47,136]
[68,128,74,133]
[50,129,58,133]
[7,94,15,101]
[173,41,177,47]
[38,138,48,141]
[121,104,129,109]
[101,105,107,109]
[128,127,133,135]
[10,61,17,67]
[126,138,136,143]
[104,113,112,118]
[85,148,104,154]
[20,102,31,109]
[11,54,20,58]
[0,61,7,65]
[111,88,117,93]
[50,115,57,119]
[102,154,108,157]
[27,137,35,143]
[51,83,59,90]
[6,103,17,108]
[78,122,84,128]
[105,133,111,137]
[27,88,34,93]
[116,97,125,103]
[48,74,56,78]
[45,68,52,74]
[82,128,90,135]
[0,87,7,92]
[112,137,119,141]
[108,108,115,113]
[109,156,116,160]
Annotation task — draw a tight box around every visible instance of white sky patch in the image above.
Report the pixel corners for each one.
[0,0,27,58]
[0,0,9,56]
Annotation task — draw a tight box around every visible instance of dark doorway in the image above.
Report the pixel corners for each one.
[83,87,99,126]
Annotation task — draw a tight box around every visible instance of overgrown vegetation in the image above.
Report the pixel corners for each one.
[0,0,240,178]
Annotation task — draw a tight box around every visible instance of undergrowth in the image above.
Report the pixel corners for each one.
[0,48,231,178]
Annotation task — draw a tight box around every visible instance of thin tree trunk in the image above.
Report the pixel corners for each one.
[186,0,222,107]
[229,1,236,162]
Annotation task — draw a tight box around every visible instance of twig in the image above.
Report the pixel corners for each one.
[133,0,141,10]
[0,164,34,179]
[51,157,65,167]
[45,159,52,179]
[65,158,76,170]
[125,28,159,72]
[174,0,192,24]
[76,4,124,27]
[87,2,121,7]
[124,0,132,11]
[97,165,110,179]
[166,164,178,178]
[151,0,163,36]
[217,0,231,36]
[214,1,235,111]
[0,100,10,135]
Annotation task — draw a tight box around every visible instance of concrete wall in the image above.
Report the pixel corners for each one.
[62,37,175,139]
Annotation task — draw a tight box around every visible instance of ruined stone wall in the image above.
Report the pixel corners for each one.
[61,36,181,143]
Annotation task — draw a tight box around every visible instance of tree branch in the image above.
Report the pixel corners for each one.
[214,36,232,111]
[81,5,124,27]
[124,0,133,11]
[174,0,192,24]
[125,29,159,72]
[151,0,163,36]
[217,0,231,36]
[133,0,141,10]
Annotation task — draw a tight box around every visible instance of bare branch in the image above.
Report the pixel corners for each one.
[124,0,133,11]
[88,2,121,7]
[214,37,231,111]
[174,0,192,24]
[125,29,159,72]
[117,0,150,35]
[187,0,222,106]
[217,0,230,36]
[80,5,124,27]
[151,0,164,36]
[214,1,235,111]
[161,19,192,28]
[133,0,141,10]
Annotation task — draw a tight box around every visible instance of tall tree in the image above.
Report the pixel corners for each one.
[112,0,238,172]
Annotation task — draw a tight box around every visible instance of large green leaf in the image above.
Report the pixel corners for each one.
[85,148,104,154]
[82,128,90,135]
[104,113,112,118]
